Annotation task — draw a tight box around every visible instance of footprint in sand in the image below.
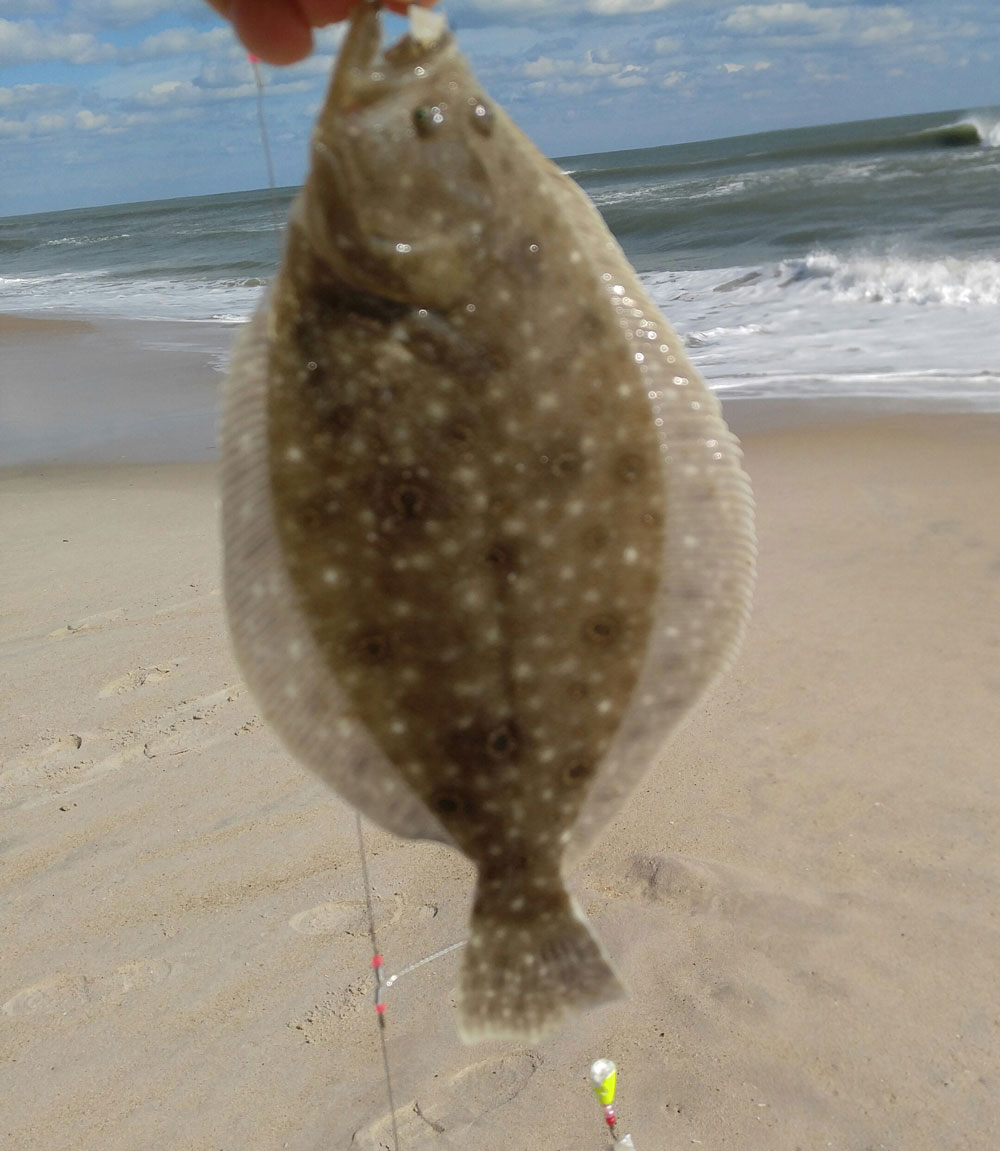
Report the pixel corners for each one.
[353,1053,539,1148]
[98,663,176,698]
[168,686,244,723]
[621,852,721,912]
[140,686,247,760]
[10,732,84,767]
[1,974,90,1017]
[620,851,829,928]
[289,894,404,938]
[1,733,87,797]
[2,958,171,1018]
[6,684,246,807]
[48,608,124,640]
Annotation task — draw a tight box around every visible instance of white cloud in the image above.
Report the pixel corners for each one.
[70,0,205,27]
[0,16,113,63]
[75,107,109,130]
[659,70,686,87]
[32,111,67,132]
[523,52,609,78]
[0,81,69,108]
[132,78,185,106]
[652,35,681,55]
[856,7,914,44]
[522,47,646,83]
[0,115,28,137]
[586,0,680,13]
[132,76,267,107]
[719,57,774,76]
[722,3,843,36]
[128,25,231,61]
[720,2,920,46]
[523,56,565,78]
[117,106,199,127]
[195,56,258,88]
[425,0,694,25]
[610,67,647,87]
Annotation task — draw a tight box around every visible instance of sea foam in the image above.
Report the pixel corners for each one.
[778,252,1000,307]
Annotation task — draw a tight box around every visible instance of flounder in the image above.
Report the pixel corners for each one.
[222,1,755,1043]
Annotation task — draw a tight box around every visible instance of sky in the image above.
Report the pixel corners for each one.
[1,0,997,215]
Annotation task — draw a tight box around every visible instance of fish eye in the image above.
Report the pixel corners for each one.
[469,98,495,136]
[413,105,445,137]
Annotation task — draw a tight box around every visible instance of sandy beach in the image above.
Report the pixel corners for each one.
[2,319,999,1150]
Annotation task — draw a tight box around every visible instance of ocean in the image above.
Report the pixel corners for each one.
[3,104,1000,420]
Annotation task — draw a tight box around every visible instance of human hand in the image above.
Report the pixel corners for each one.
[207,0,436,66]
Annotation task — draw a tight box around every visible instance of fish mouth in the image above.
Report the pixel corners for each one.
[331,1,453,111]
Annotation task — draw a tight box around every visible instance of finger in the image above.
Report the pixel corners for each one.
[382,0,438,13]
[298,0,357,27]
[230,0,314,64]
[299,0,438,26]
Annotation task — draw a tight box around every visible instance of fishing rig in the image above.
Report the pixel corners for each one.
[357,814,639,1150]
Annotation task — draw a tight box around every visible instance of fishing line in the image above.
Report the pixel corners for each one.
[383,940,466,997]
[355,812,402,1151]
[354,817,467,1150]
[248,55,282,243]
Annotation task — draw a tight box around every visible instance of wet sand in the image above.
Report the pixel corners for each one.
[2,323,999,1149]
[0,313,230,467]
[0,314,96,337]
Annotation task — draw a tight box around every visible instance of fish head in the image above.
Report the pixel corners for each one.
[298,2,507,309]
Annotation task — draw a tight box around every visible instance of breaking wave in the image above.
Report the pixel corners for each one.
[778,251,1000,307]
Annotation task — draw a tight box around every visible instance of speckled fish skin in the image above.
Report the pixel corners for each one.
[222,1,755,1044]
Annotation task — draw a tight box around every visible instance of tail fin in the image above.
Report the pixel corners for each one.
[456,886,625,1044]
